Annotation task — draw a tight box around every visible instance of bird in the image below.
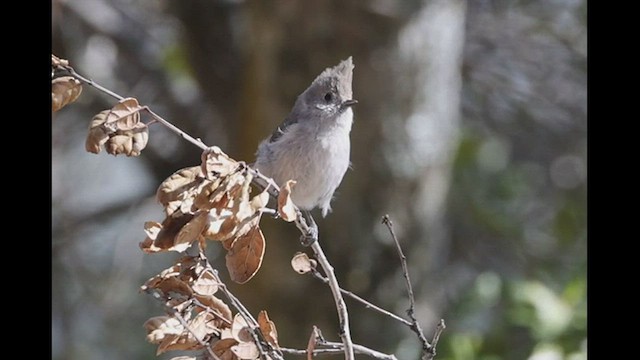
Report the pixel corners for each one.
[254,57,356,241]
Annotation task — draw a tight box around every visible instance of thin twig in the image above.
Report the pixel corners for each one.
[310,267,412,327]
[293,208,355,360]
[310,240,355,360]
[382,215,445,360]
[281,346,398,359]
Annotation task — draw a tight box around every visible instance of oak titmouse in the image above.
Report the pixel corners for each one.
[254,57,356,223]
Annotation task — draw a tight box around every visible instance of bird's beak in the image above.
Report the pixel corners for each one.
[342,99,358,108]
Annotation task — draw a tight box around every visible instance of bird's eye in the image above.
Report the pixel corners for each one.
[324,92,333,102]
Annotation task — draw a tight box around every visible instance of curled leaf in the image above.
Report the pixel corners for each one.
[250,190,270,212]
[201,146,240,179]
[52,76,82,112]
[212,338,240,360]
[278,180,297,222]
[194,294,233,327]
[258,310,280,350]
[157,166,207,217]
[191,265,220,296]
[231,341,260,360]
[291,252,316,274]
[85,110,111,154]
[105,97,144,130]
[105,122,149,156]
[144,316,183,344]
[225,221,265,284]
[51,54,69,67]
[139,214,195,253]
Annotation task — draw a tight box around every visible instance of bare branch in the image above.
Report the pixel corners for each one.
[382,214,445,360]
[309,267,412,327]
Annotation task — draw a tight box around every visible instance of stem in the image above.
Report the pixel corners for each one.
[310,240,355,360]
[310,268,412,327]
[382,215,445,360]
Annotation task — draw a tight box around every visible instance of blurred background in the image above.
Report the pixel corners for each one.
[52,0,586,359]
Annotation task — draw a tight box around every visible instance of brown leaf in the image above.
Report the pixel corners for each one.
[174,211,209,252]
[51,54,69,67]
[231,341,260,360]
[278,180,297,222]
[250,190,270,212]
[258,310,280,350]
[230,314,254,343]
[191,265,220,296]
[144,316,183,344]
[141,262,193,296]
[187,310,216,342]
[105,97,144,130]
[157,166,207,217]
[194,294,233,327]
[291,252,316,275]
[201,146,240,179]
[157,333,200,355]
[225,223,265,284]
[52,76,82,112]
[105,123,149,157]
[85,110,111,154]
[139,214,195,253]
[212,338,240,360]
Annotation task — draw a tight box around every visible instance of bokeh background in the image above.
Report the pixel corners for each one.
[52,0,587,359]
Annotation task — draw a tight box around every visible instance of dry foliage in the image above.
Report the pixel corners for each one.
[141,254,282,359]
[85,98,149,156]
[52,76,82,112]
[291,252,317,275]
[141,147,276,284]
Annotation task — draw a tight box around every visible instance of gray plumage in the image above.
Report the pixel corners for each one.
[255,57,356,217]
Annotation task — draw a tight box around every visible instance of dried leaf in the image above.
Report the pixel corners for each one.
[85,110,110,154]
[203,207,236,241]
[143,277,193,296]
[105,123,149,156]
[278,180,297,222]
[191,266,220,296]
[52,76,82,112]
[225,222,265,284]
[194,294,233,327]
[258,310,280,350]
[144,316,183,344]
[52,54,69,67]
[230,314,253,343]
[153,311,216,354]
[157,166,207,217]
[105,97,144,130]
[250,190,270,212]
[139,214,195,253]
[291,252,316,275]
[201,146,240,179]
[157,332,200,355]
[174,211,209,252]
[231,341,260,360]
[212,338,240,360]
[187,310,216,342]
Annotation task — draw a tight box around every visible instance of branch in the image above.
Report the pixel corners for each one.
[309,267,412,327]
[294,209,355,360]
[381,215,445,360]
